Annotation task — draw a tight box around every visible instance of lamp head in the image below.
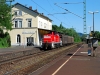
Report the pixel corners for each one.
[88,11,99,14]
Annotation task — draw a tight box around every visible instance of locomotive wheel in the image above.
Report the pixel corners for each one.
[40,48,43,50]
[49,46,52,50]
[58,44,60,48]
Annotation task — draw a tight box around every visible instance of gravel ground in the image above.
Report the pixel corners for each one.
[0,44,78,75]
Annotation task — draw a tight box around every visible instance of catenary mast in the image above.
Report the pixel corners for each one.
[83,0,87,34]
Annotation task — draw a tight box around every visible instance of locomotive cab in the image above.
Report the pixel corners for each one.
[40,31,61,50]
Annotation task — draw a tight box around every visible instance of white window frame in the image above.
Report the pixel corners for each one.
[14,19,22,28]
[44,23,47,28]
[19,20,22,28]
[15,10,22,16]
[26,18,32,27]
[15,20,18,28]
[16,34,21,43]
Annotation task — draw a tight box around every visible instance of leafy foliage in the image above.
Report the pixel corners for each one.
[52,23,81,42]
[94,31,100,38]
[89,31,100,39]
[0,0,13,30]
[0,0,12,47]
[0,28,11,48]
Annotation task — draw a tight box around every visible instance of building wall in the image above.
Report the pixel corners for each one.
[4,28,37,46]
[12,6,38,28]
[4,3,52,46]
[38,16,52,30]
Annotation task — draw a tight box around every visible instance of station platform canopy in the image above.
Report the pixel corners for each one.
[38,28,52,35]
[38,28,60,35]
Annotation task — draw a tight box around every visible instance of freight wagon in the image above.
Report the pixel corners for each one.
[59,33,74,46]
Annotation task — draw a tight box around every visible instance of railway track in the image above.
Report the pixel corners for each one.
[0,48,40,63]
[0,43,82,75]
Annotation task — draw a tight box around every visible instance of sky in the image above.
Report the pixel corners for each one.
[11,0,100,34]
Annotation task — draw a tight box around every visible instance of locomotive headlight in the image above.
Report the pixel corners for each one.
[60,40,62,46]
[52,42,54,48]
[40,41,42,47]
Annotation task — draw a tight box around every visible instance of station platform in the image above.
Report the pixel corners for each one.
[0,46,40,55]
[31,44,100,75]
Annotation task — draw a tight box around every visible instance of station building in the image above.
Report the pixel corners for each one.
[4,3,52,46]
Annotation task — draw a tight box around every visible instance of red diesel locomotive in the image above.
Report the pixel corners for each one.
[40,31,74,50]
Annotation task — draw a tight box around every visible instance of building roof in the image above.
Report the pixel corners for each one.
[13,3,52,21]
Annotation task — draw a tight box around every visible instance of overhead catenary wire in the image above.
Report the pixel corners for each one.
[53,1,84,30]
[31,0,70,27]
[63,2,84,4]
[54,2,83,5]
[47,0,72,26]
[55,3,83,19]
[47,0,70,26]
[48,12,69,15]
[55,1,85,33]
[46,0,54,10]
[48,14,70,27]
[31,0,50,14]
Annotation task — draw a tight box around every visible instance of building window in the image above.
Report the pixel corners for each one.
[15,10,22,16]
[27,37,33,42]
[39,21,41,28]
[39,21,40,25]
[17,34,21,43]
[44,23,47,28]
[19,10,22,16]
[19,21,22,28]
[15,21,18,28]
[28,20,32,27]
[14,20,22,28]
[26,19,32,27]
[41,22,42,27]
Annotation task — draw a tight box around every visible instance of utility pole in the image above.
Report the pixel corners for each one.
[83,0,87,35]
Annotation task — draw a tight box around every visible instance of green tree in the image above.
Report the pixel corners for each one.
[81,34,87,42]
[59,23,67,34]
[0,0,13,30]
[98,33,100,39]
[52,25,59,31]
[0,28,4,38]
[52,23,67,34]
[94,31,100,38]
[52,23,81,42]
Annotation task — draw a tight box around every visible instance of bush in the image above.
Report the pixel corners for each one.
[0,29,11,48]
[5,32,11,47]
[0,38,8,48]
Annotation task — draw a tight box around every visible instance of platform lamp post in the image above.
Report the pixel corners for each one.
[88,11,99,38]
[88,11,99,57]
